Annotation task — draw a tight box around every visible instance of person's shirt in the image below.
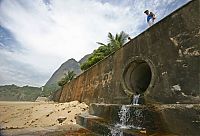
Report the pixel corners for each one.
[147,15,153,22]
[147,12,155,22]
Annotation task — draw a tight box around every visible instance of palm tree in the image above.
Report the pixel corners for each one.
[81,31,129,71]
[58,71,76,87]
[97,31,129,51]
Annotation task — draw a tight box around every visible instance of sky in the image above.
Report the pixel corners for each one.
[0,0,190,87]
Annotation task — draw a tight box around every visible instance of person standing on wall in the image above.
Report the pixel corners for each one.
[144,10,156,26]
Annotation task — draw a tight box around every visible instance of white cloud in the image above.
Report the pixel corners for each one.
[0,0,189,86]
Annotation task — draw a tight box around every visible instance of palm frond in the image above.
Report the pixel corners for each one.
[96,42,107,46]
[108,32,115,45]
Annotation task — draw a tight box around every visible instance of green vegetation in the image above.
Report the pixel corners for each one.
[42,59,82,98]
[41,84,58,97]
[58,71,76,87]
[39,31,129,99]
[81,31,129,70]
[41,71,77,98]
[0,84,41,101]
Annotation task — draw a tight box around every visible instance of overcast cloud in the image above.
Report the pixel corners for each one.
[0,0,190,86]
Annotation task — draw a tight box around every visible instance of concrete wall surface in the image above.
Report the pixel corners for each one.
[59,0,200,104]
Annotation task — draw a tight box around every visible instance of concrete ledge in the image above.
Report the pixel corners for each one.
[89,103,163,133]
[154,104,200,135]
[88,103,200,135]
[76,113,147,136]
[76,114,111,135]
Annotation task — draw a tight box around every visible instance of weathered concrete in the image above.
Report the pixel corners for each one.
[73,1,200,135]
[155,104,200,135]
[89,104,163,133]
[59,0,200,105]
[76,114,148,136]
[76,103,200,135]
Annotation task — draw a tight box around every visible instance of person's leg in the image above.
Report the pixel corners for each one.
[148,21,152,26]
[148,18,154,26]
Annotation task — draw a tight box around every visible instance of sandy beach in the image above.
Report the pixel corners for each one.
[0,101,94,136]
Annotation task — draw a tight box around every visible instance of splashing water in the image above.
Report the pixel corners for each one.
[132,94,140,105]
[118,105,130,127]
[109,105,130,136]
[134,109,143,128]
[110,127,123,136]
[109,95,142,136]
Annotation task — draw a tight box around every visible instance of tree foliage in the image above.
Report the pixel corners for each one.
[81,31,129,70]
[58,71,76,87]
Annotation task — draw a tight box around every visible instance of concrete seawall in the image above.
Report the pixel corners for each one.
[58,0,200,105]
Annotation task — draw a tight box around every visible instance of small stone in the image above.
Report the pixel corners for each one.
[82,108,87,111]
[57,117,67,124]
[140,130,146,134]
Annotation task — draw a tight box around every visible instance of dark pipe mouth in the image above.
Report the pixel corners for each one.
[122,59,154,96]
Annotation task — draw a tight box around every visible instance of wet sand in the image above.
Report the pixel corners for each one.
[0,101,94,136]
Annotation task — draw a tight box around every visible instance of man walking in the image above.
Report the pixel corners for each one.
[144,10,156,26]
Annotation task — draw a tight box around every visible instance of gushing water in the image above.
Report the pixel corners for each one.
[109,94,141,136]
[118,105,130,127]
[132,94,140,105]
[109,105,130,136]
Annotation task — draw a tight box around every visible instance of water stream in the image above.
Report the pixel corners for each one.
[132,94,140,105]
[109,94,142,136]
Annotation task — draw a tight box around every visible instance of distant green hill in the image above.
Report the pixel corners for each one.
[0,84,41,101]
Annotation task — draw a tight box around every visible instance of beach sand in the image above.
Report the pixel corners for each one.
[0,101,94,136]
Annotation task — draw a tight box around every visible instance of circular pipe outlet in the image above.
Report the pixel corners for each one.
[122,59,155,97]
